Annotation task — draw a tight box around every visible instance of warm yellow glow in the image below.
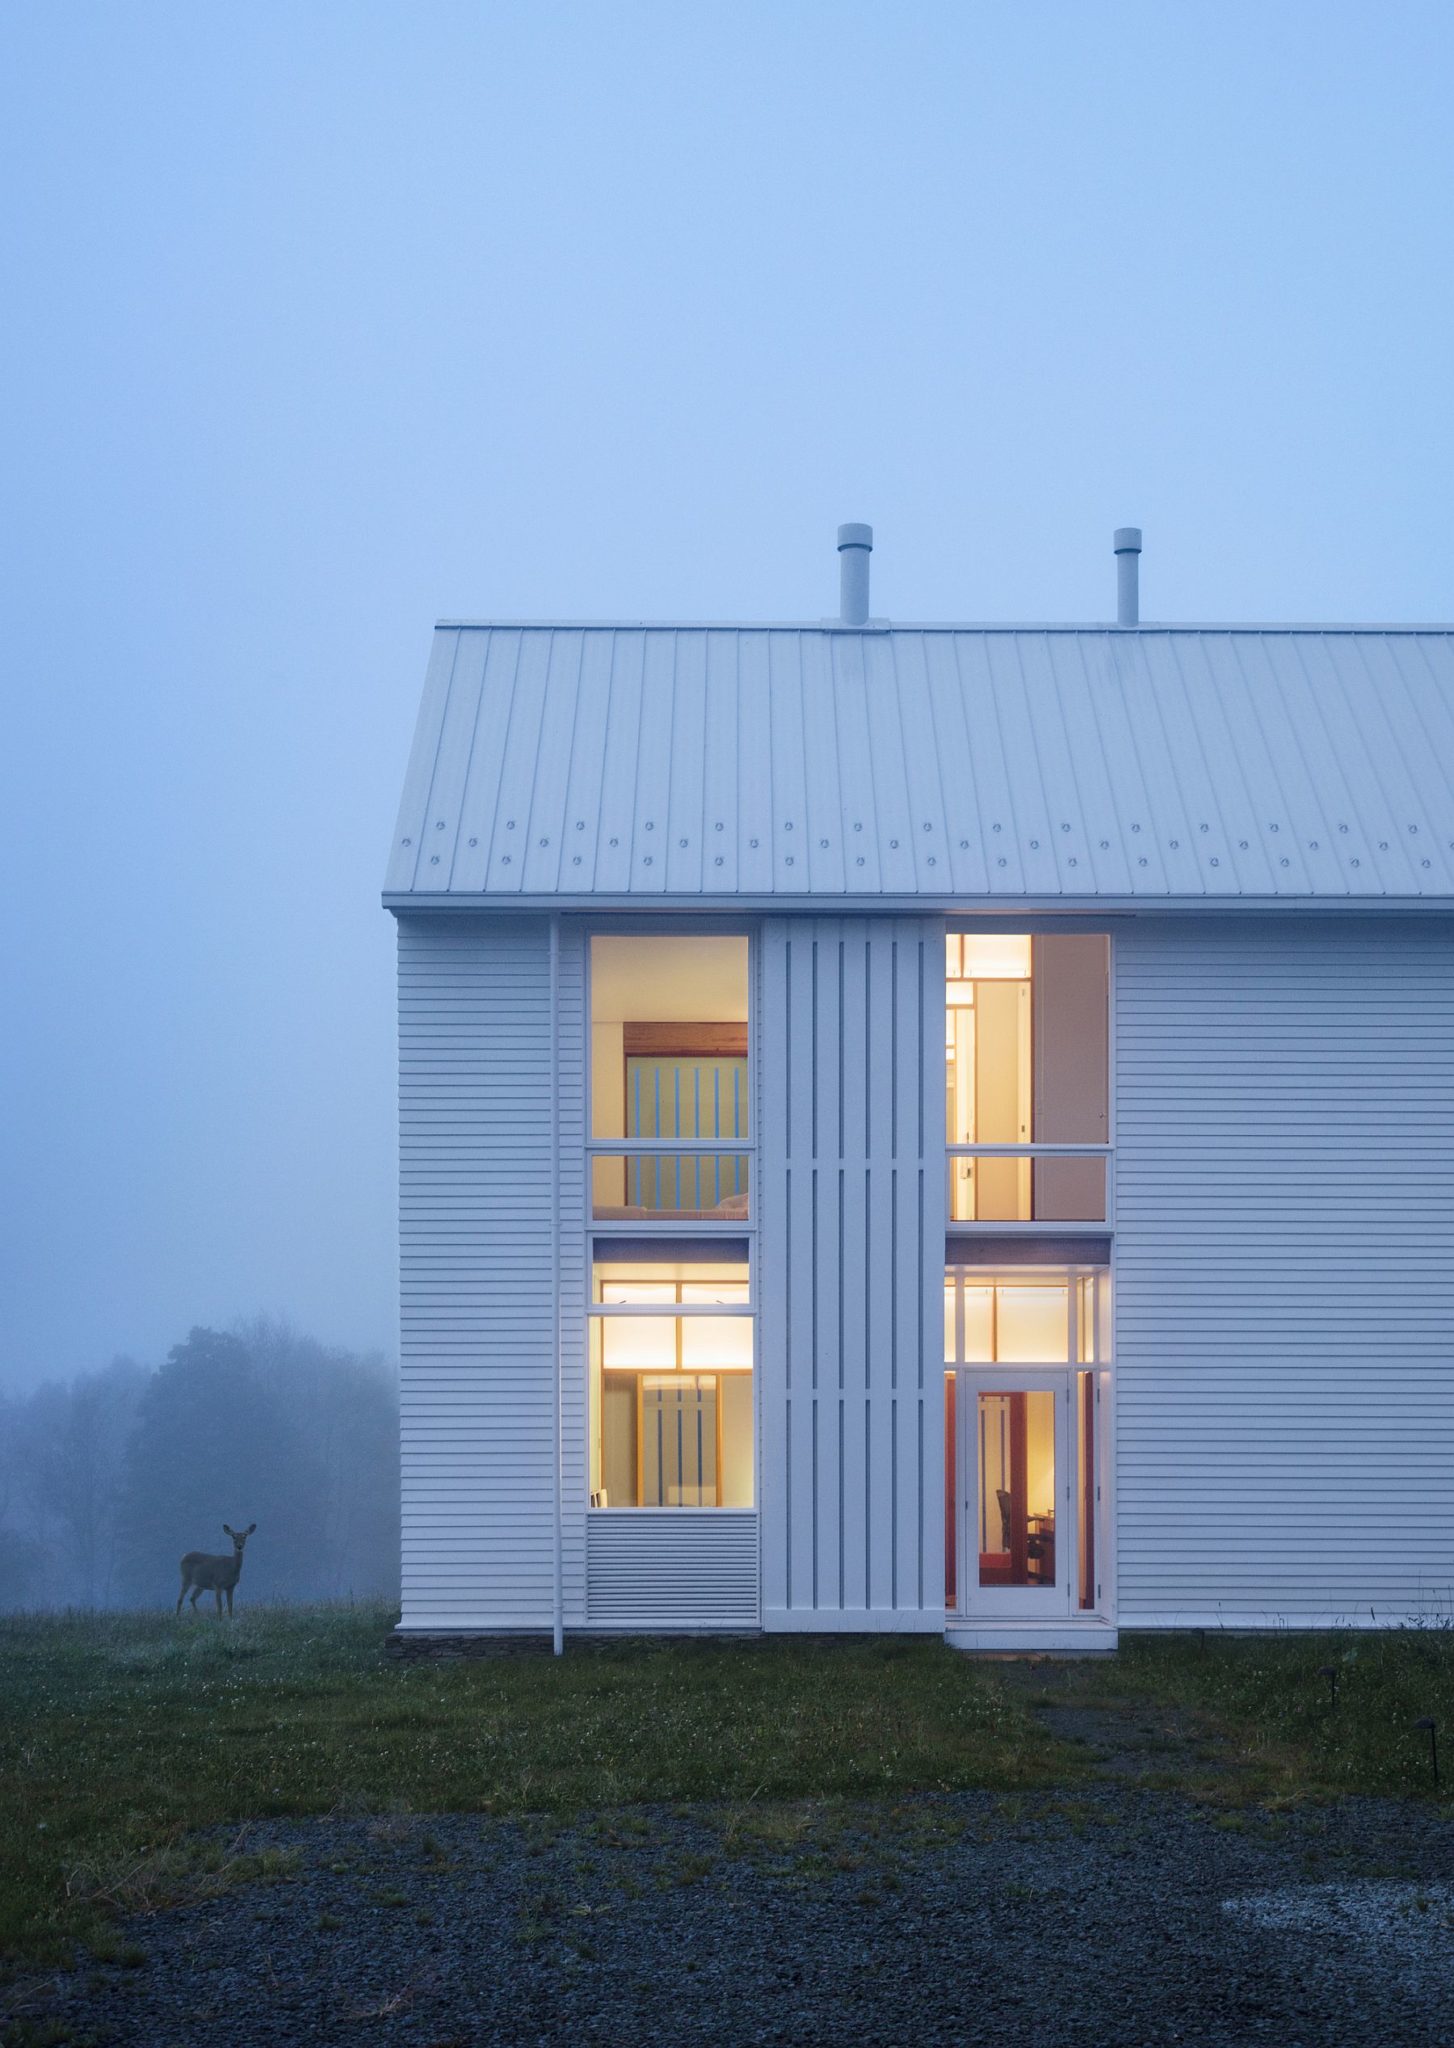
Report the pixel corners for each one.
[595,1262,750,1299]
[963,1286,995,1361]
[680,1280,750,1307]
[1024,1390,1057,1521]
[600,1280,677,1306]
[681,1315,754,1371]
[946,933,1032,981]
[996,1286,1069,1362]
[600,1316,676,1370]
[594,1306,753,1373]
[944,1275,1078,1363]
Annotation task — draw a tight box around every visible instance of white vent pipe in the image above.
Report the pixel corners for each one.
[837,523,872,624]
[1114,527,1142,627]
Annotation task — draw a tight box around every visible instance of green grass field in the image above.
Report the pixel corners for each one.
[0,1606,1065,1969]
[1,1606,1451,1974]
[1074,1624,1454,1803]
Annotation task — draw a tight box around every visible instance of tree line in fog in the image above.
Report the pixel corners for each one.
[0,1319,399,1610]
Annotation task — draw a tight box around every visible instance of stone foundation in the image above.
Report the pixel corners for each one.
[383,1631,555,1660]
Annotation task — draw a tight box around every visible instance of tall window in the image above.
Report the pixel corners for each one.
[590,937,751,1222]
[588,936,754,1510]
[946,933,1109,1223]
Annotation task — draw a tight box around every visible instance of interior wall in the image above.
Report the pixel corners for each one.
[590,936,749,1025]
[974,980,1028,1218]
[1033,934,1109,1220]
[1023,1394,1055,1521]
[720,1375,754,1506]
[590,1021,626,1204]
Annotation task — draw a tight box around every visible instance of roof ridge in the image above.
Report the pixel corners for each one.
[433,620,1454,636]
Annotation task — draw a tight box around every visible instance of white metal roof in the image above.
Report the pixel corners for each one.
[385,624,1454,907]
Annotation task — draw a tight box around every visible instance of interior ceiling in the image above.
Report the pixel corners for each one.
[591,937,749,1025]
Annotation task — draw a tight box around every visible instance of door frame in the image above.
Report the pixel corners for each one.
[953,1367,1080,1621]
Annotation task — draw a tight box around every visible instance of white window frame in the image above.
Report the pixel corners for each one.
[585,925,758,1237]
[943,1265,1112,1621]
[944,925,1115,1238]
[583,924,760,1510]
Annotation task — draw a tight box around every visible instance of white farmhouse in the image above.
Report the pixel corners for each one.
[385,526,1454,1652]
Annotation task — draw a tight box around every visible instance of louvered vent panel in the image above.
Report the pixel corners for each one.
[586,1512,760,1628]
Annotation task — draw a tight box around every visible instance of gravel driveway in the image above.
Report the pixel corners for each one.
[13,1667,1454,2047]
[13,1783,1454,2048]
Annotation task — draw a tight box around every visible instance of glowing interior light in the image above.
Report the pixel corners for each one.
[950,934,1032,980]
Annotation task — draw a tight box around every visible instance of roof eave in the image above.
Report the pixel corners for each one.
[383,891,1454,918]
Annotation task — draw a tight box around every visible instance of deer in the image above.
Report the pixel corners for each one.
[176,1522,256,1616]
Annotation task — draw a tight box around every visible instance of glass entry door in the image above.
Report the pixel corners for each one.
[953,1370,1075,1619]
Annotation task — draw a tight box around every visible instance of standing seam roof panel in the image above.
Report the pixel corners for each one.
[386,625,1454,903]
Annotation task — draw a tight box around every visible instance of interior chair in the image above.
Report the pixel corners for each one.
[997,1485,1051,1581]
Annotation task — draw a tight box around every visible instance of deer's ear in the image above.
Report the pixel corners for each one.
[246,1522,256,1534]
[223,1524,234,1537]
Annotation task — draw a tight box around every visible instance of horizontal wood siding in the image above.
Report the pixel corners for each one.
[397,915,557,1629]
[558,922,588,1626]
[760,917,946,1630]
[586,1512,759,1628]
[1115,915,1454,1623]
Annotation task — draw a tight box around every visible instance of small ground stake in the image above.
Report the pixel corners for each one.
[1318,1664,1338,1710]
[1414,1717,1439,1787]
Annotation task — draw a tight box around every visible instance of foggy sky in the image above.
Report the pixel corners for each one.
[3,2,1452,1391]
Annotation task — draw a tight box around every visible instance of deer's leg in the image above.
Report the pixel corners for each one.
[176,1576,189,1615]
[190,1586,202,1609]
[225,1586,234,1616]
[214,1587,223,1617]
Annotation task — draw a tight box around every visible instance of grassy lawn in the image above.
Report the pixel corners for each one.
[0,1606,1066,1970]
[3,1607,1452,1975]
[1060,1626,1454,1805]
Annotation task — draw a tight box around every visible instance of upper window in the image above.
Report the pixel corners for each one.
[946,934,1108,1223]
[591,937,750,1223]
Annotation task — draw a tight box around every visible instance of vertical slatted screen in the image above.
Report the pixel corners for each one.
[1115,914,1454,1624]
[760,917,946,1629]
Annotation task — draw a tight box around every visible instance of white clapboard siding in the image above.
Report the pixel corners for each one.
[586,1512,760,1629]
[557,921,589,1627]
[759,917,946,1630]
[1114,914,1454,1624]
[397,915,558,1630]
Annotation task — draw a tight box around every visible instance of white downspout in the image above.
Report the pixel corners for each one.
[548,913,564,1656]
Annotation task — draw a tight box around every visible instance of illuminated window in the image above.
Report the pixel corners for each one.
[942,1267,1109,1614]
[589,1262,753,1509]
[946,933,1109,1223]
[942,1270,1103,1365]
[591,937,750,1221]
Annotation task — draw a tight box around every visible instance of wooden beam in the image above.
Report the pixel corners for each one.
[622,1022,748,1058]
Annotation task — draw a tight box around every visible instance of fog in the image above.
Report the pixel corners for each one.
[3,4,1451,1469]
[0,1320,399,1608]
